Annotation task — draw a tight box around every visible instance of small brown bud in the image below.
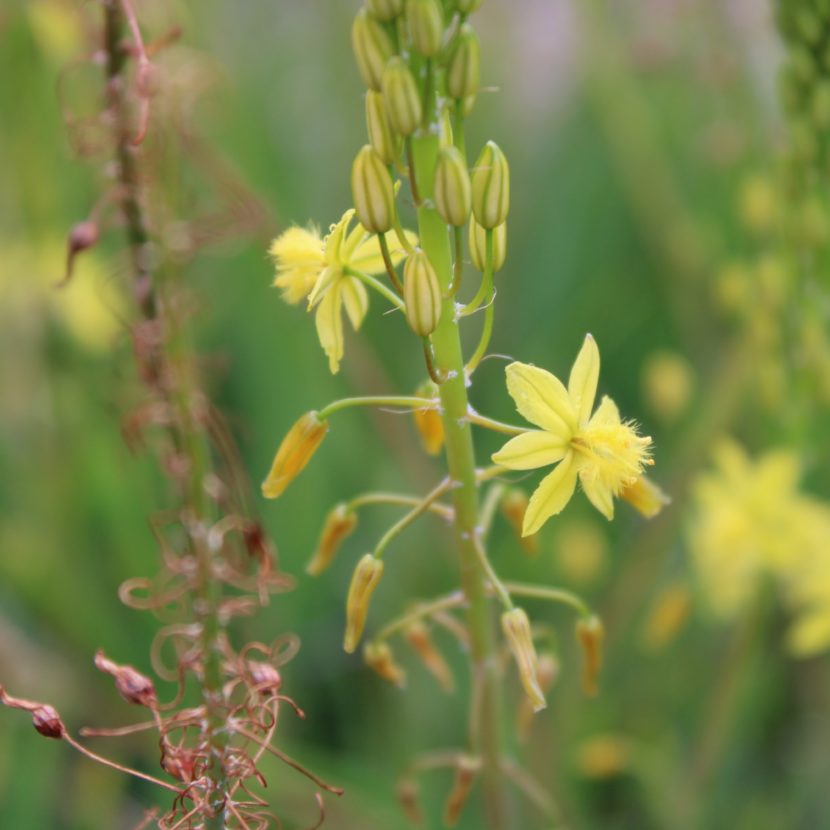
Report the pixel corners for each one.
[575,615,604,696]
[501,608,546,712]
[61,219,99,285]
[32,705,65,739]
[307,503,358,576]
[262,411,329,499]
[405,621,454,691]
[344,554,385,653]
[352,8,395,91]
[364,641,407,687]
[94,650,157,708]
[247,661,283,694]
[443,755,481,826]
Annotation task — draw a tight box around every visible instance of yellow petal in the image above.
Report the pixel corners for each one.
[324,209,355,265]
[350,229,417,273]
[620,475,670,518]
[308,264,341,308]
[588,395,621,427]
[315,286,344,374]
[568,334,600,425]
[505,362,577,438]
[341,276,369,329]
[491,430,567,470]
[523,452,578,536]
[787,610,830,658]
[269,226,325,305]
[261,411,329,499]
[580,470,615,520]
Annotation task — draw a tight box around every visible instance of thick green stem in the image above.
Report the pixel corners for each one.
[411,131,510,829]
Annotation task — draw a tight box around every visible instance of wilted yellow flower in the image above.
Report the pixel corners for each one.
[688,440,830,656]
[261,411,329,499]
[620,475,670,519]
[492,335,653,534]
[344,554,385,653]
[575,615,604,696]
[412,380,444,455]
[501,607,546,712]
[270,208,415,373]
[364,641,406,687]
[306,503,358,576]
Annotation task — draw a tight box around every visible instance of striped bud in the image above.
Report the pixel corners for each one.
[307,503,358,576]
[365,90,400,165]
[457,0,483,12]
[367,0,403,21]
[382,56,423,136]
[447,23,481,100]
[469,216,506,272]
[403,250,443,336]
[262,411,329,499]
[434,146,472,227]
[364,641,406,687]
[471,140,510,228]
[501,608,547,712]
[344,554,384,653]
[575,615,605,697]
[351,145,396,233]
[352,8,395,91]
[406,0,444,57]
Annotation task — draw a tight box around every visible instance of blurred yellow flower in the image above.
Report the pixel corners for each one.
[689,440,830,657]
[492,335,653,534]
[269,209,415,373]
[641,350,694,422]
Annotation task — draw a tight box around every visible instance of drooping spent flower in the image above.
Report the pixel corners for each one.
[492,334,653,534]
[262,411,329,499]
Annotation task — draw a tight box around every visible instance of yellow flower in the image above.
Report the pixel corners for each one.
[269,208,415,373]
[492,334,652,535]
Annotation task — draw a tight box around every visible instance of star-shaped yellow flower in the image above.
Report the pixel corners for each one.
[269,208,415,373]
[492,334,652,535]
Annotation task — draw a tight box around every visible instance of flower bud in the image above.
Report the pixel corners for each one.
[262,411,329,499]
[382,56,423,136]
[307,503,358,576]
[447,23,480,100]
[434,146,472,226]
[405,620,454,691]
[575,614,604,697]
[469,216,506,272]
[443,755,481,827]
[413,380,444,455]
[344,554,385,653]
[501,488,538,555]
[406,0,444,57]
[352,8,395,91]
[619,475,670,518]
[457,0,483,12]
[471,140,510,228]
[501,608,546,712]
[32,705,65,739]
[365,90,400,165]
[351,144,396,233]
[94,650,157,708]
[364,641,406,687]
[367,0,403,21]
[403,250,443,336]
[517,651,559,740]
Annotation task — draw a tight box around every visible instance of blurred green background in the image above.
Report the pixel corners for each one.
[1,1,829,828]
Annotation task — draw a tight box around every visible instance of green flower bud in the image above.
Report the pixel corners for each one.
[382,56,423,136]
[352,8,395,91]
[471,140,510,228]
[447,23,480,100]
[457,0,483,12]
[469,216,506,272]
[406,0,444,57]
[434,147,472,226]
[367,0,403,21]
[403,250,443,336]
[365,90,400,164]
[351,145,396,233]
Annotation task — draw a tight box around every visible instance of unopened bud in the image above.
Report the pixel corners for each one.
[575,614,604,696]
[443,755,481,826]
[352,144,397,233]
[61,219,99,285]
[434,147,472,227]
[32,705,65,739]
[344,554,385,653]
[620,475,670,519]
[447,23,480,100]
[262,411,329,499]
[364,641,406,687]
[517,652,559,739]
[365,90,401,165]
[352,8,395,91]
[382,56,423,136]
[403,250,443,336]
[501,488,538,554]
[457,0,483,12]
[405,621,454,691]
[94,651,157,708]
[307,503,358,576]
[247,661,283,694]
[471,141,510,228]
[413,380,444,455]
[469,216,506,272]
[501,608,546,712]
[407,0,444,57]
[397,778,424,824]
[367,0,403,21]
